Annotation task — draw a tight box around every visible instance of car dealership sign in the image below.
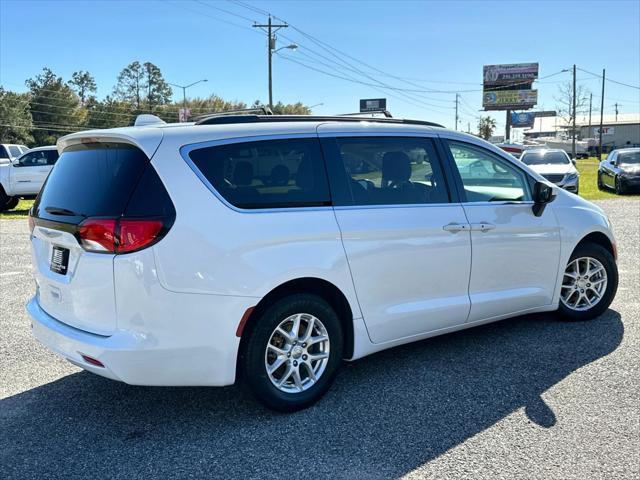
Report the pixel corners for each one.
[483,90,538,110]
[483,63,539,86]
[483,63,539,111]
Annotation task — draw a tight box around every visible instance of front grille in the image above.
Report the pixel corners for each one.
[542,173,565,184]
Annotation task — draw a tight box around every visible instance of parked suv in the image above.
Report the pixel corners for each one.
[27,115,618,411]
[0,145,59,210]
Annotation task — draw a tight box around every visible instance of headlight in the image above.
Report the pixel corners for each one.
[565,173,579,182]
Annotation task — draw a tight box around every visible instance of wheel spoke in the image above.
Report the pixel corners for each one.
[290,314,302,340]
[276,326,295,343]
[277,363,294,387]
[292,368,303,391]
[307,335,328,346]
[268,356,287,374]
[303,362,317,382]
[301,317,316,342]
[308,351,329,362]
[267,344,286,356]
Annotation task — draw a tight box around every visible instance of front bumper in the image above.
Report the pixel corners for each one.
[553,176,579,193]
[619,175,640,191]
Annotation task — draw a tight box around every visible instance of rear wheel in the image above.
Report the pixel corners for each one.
[0,187,17,211]
[3,196,19,210]
[242,294,343,412]
[558,242,618,321]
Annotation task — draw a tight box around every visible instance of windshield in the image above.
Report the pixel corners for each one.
[618,151,640,165]
[521,151,570,165]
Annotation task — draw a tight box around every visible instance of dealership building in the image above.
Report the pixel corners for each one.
[524,113,640,150]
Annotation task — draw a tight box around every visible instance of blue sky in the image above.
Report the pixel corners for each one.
[1,0,639,134]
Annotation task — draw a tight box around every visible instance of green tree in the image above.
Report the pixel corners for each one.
[478,115,497,140]
[271,101,311,115]
[68,70,97,105]
[26,68,86,145]
[84,96,134,129]
[114,61,145,110]
[0,87,34,145]
[143,62,172,110]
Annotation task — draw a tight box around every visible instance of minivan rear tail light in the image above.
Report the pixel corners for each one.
[78,218,165,254]
[78,219,117,252]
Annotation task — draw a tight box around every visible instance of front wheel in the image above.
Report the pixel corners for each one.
[558,242,618,321]
[615,176,625,195]
[242,294,343,411]
[597,173,604,191]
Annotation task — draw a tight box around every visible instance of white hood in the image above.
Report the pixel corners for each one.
[528,163,576,176]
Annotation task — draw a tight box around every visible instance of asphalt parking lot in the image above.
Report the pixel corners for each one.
[1,199,639,480]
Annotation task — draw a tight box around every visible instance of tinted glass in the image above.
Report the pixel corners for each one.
[618,151,640,164]
[33,143,149,222]
[19,151,48,167]
[45,149,60,165]
[9,146,21,157]
[0,146,8,159]
[189,138,330,209]
[333,137,449,205]
[521,151,570,165]
[448,141,530,202]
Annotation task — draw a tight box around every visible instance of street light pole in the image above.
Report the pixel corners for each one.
[253,16,291,109]
[168,79,208,121]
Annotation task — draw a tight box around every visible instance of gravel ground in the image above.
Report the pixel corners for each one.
[1,199,638,479]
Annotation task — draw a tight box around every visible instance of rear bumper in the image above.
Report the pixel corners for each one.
[27,292,253,386]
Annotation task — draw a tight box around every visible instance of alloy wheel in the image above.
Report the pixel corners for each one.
[264,313,330,393]
[560,256,608,311]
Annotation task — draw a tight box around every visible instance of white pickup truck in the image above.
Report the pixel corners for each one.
[0,146,58,210]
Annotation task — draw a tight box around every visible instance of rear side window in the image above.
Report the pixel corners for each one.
[9,146,21,157]
[46,149,59,165]
[34,143,150,222]
[188,138,331,209]
[0,146,9,159]
[327,136,449,206]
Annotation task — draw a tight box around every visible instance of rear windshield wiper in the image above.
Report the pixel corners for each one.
[45,206,86,217]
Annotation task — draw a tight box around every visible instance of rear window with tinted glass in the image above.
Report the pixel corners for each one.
[33,143,149,222]
[188,138,331,209]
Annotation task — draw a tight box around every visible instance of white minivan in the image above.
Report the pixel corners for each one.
[26,114,618,411]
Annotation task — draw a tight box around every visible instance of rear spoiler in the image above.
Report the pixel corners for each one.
[57,127,164,159]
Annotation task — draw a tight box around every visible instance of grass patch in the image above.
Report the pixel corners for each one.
[0,199,34,219]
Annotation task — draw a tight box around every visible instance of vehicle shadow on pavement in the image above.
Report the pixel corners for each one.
[1,310,623,480]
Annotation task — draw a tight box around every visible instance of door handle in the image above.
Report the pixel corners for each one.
[442,222,469,233]
[471,222,496,232]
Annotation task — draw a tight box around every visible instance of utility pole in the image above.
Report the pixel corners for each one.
[599,69,606,158]
[454,93,459,130]
[506,109,512,141]
[253,16,289,109]
[588,93,592,137]
[467,121,471,134]
[614,102,619,122]
[572,64,577,160]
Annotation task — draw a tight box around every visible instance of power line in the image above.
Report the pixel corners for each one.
[577,67,640,90]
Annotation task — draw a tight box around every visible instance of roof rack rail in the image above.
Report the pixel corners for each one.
[193,107,273,123]
[195,114,443,128]
[335,109,393,118]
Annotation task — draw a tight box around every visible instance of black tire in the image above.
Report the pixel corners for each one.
[597,173,604,191]
[558,242,618,321]
[614,176,625,195]
[241,293,343,412]
[4,196,19,210]
[0,186,15,212]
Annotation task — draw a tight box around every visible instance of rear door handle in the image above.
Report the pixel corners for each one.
[470,222,496,232]
[443,222,469,233]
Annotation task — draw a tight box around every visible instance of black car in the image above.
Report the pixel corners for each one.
[598,148,640,194]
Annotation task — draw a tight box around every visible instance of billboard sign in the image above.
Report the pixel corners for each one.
[483,63,539,86]
[510,112,535,128]
[532,110,557,118]
[360,98,387,112]
[483,90,538,110]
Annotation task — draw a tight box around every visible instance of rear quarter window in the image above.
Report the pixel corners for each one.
[187,138,331,209]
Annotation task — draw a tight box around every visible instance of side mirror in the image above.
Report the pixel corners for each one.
[532,181,556,217]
